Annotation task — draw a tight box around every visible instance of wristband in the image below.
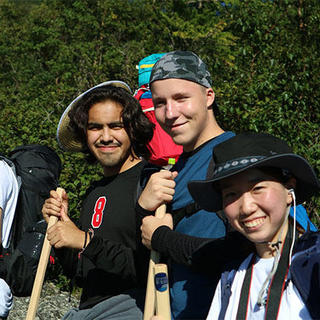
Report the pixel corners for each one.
[88,228,94,241]
[78,231,88,258]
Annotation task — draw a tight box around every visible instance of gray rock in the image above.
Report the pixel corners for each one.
[8,282,78,320]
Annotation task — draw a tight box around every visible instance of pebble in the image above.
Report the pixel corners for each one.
[7,282,78,320]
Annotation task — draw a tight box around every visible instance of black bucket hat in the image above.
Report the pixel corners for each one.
[188,132,320,212]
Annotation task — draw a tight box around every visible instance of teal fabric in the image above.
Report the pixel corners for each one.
[138,53,166,87]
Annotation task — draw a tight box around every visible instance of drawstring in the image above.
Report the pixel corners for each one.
[256,205,291,306]
[289,190,296,264]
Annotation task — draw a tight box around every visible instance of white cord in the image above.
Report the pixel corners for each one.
[257,205,291,306]
[289,189,296,264]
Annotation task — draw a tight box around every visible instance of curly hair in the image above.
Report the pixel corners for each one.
[68,85,154,162]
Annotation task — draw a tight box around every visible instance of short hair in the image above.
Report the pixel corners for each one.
[68,85,154,162]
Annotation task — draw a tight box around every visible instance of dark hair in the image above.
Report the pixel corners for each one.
[68,85,154,162]
[216,167,293,193]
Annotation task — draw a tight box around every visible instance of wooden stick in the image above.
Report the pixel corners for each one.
[143,203,167,320]
[154,264,171,319]
[144,159,175,319]
[26,187,63,320]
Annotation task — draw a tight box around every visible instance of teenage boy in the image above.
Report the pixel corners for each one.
[42,81,154,319]
[137,51,235,319]
[188,132,320,319]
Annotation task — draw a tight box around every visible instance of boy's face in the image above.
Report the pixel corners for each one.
[86,99,132,176]
[151,78,215,152]
[220,168,293,247]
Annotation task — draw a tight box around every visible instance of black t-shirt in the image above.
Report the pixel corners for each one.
[59,160,151,310]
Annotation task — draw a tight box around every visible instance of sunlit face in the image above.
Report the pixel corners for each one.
[151,78,215,152]
[86,100,134,176]
[220,168,293,249]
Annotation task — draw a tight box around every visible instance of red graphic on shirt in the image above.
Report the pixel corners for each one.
[91,196,106,228]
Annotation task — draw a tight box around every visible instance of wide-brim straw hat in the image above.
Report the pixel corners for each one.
[188,132,320,212]
[56,80,132,152]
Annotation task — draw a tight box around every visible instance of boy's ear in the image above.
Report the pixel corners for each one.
[206,88,215,108]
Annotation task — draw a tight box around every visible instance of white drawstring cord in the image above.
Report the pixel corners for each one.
[257,205,291,306]
[257,188,297,306]
[289,189,296,264]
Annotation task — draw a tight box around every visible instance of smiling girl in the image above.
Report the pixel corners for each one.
[189,132,320,319]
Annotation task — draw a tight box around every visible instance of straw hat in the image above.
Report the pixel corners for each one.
[56,80,132,152]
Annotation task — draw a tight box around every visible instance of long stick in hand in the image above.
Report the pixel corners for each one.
[143,204,168,320]
[26,187,63,320]
[144,158,175,320]
[154,263,171,318]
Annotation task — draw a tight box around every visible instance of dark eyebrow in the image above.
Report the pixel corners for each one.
[220,176,265,191]
[109,121,124,127]
[172,92,189,99]
[153,97,165,104]
[248,177,265,184]
[87,121,102,127]
[87,121,123,126]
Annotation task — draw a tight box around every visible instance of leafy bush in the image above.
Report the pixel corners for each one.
[0,0,319,281]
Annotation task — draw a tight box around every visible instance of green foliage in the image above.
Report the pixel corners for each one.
[0,0,319,280]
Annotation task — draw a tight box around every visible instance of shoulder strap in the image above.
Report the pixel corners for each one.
[171,202,201,226]
[133,86,148,100]
[289,230,320,318]
[218,266,238,320]
[171,157,219,226]
[171,203,229,229]
[135,162,161,203]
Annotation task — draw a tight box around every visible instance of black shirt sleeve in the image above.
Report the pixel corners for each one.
[82,235,136,281]
[151,226,255,275]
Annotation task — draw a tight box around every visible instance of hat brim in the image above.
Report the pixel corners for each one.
[56,80,132,152]
[188,153,320,212]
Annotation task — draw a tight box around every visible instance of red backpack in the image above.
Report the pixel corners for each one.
[135,54,183,166]
[134,85,182,166]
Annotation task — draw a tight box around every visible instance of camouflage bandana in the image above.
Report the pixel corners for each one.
[149,51,212,88]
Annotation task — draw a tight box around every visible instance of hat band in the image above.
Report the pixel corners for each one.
[214,155,266,176]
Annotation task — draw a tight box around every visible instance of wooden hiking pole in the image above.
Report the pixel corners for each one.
[26,187,63,320]
[144,158,175,320]
[144,204,171,320]
[154,264,170,318]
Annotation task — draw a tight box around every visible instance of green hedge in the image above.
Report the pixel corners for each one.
[0,0,319,225]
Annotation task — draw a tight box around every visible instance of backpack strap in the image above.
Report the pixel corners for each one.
[288,230,320,318]
[133,86,149,100]
[171,202,202,226]
[171,157,220,226]
[171,203,230,229]
[135,161,161,203]
[218,265,239,320]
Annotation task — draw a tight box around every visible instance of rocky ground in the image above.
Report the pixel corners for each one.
[7,282,78,320]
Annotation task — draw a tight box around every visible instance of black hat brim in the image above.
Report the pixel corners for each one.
[188,153,320,213]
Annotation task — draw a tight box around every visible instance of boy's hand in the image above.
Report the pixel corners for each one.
[138,170,178,211]
[141,213,173,250]
[42,188,69,223]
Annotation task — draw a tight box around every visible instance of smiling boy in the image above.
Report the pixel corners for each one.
[42,81,154,319]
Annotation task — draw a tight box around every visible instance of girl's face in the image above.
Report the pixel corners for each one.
[220,168,294,257]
